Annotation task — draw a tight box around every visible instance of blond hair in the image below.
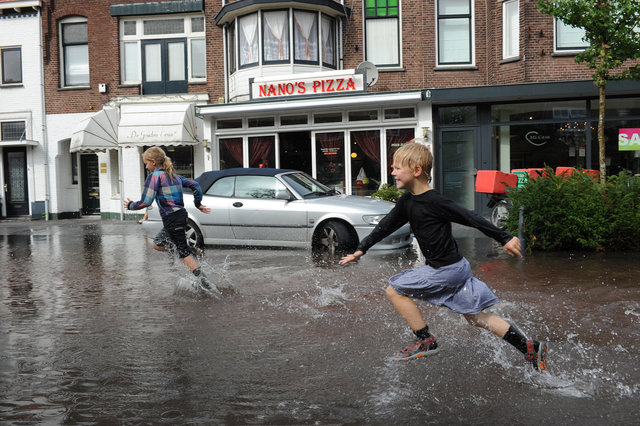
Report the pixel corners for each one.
[393,139,433,183]
[142,146,177,182]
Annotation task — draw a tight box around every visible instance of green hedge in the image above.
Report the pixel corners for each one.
[505,168,640,251]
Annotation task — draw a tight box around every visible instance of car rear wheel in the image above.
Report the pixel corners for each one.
[313,221,357,256]
[185,219,204,249]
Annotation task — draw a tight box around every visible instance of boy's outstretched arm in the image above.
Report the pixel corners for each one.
[339,250,364,265]
[503,236,522,258]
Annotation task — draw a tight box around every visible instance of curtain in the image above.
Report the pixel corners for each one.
[264,11,288,61]
[222,139,243,166]
[321,15,335,66]
[353,131,380,165]
[386,129,414,169]
[294,11,316,61]
[317,132,342,156]
[240,14,258,64]
[249,137,274,167]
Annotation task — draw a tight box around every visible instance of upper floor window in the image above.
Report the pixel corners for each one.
[437,0,473,65]
[364,0,400,67]
[1,47,22,85]
[502,0,519,59]
[1,121,26,141]
[232,9,336,72]
[119,15,205,94]
[555,19,589,52]
[60,18,89,87]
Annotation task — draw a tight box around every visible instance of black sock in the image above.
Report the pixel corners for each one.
[413,326,432,340]
[503,325,538,354]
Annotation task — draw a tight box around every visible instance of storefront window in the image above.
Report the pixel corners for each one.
[164,146,194,179]
[248,117,275,127]
[493,122,587,171]
[589,97,640,119]
[351,130,381,196]
[219,137,243,169]
[592,120,640,176]
[249,135,275,168]
[217,119,243,129]
[439,106,476,125]
[348,110,378,122]
[315,132,344,192]
[491,100,586,122]
[314,112,342,123]
[386,128,414,182]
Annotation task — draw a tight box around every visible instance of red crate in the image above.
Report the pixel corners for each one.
[556,167,600,180]
[475,170,518,194]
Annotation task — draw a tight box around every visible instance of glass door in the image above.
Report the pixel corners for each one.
[440,129,478,211]
[141,39,187,94]
[314,132,345,193]
[2,147,29,216]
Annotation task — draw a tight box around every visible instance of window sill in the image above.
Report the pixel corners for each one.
[377,66,405,72]
[433,65,478,71]
[0,83,24,88]
[552,50,584,57]
[500,56,522,64]
[58,85,90,91]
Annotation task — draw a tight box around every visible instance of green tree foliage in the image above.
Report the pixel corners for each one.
[537,1,640,183]
[505,167,640,251]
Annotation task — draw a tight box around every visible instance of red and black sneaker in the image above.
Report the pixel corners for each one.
[394,336,440,361]
[525,339,548,372]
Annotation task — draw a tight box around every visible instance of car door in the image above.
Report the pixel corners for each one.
[229,175,308,243]
[199,176,235,241]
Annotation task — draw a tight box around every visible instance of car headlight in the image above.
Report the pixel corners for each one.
[363,214,385,225]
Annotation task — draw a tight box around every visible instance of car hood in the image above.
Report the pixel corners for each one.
[304,194,395,214]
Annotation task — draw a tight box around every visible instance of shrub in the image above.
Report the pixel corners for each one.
[504,168,640,251]
[371,183,404,202]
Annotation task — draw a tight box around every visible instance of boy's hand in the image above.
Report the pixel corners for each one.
[503,236,522,258]
[339,250,363,265]
[198,204,211,214]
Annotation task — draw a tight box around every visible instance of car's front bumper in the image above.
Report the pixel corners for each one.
[353,223,413,250]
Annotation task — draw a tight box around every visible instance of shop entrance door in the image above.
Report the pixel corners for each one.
[81,154,100,215]
[2,147,29,216]
[279,131,311,174]
[440,128,482,211]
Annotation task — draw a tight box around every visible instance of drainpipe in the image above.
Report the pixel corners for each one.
[38,7,51,221]
[223,22,229,103]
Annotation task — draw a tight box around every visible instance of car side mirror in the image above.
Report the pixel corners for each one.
[275,190,294,201]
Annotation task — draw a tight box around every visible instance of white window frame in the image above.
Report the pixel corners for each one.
[554,18,589,53]
[363,0,402,68]
[119,14,206,85]
[59,17,90,88]
[1,46,22,85]
[502,0,519,60]
[436,0,475,67]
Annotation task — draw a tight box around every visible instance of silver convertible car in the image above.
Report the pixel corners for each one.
[142,168,412,254]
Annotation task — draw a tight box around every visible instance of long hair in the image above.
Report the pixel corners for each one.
[393,139,433,184]
[142,146,177,182]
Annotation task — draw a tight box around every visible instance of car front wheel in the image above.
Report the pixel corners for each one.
[185,219,204,249]
[313,221,357,255]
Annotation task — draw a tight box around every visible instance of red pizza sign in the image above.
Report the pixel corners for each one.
[251,71,364,99]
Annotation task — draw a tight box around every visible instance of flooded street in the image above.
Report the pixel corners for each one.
[1,218,639,424]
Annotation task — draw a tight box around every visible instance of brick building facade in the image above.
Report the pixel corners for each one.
[1,0,638,219]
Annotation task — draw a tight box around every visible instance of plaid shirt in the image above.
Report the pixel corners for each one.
[129,169,203,219]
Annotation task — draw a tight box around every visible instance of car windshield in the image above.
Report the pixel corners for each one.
[282,172,336,198]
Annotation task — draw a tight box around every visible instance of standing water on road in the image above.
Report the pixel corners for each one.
[1,219,639,424]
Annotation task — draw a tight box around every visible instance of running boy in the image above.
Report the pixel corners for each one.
[124,146,214,294]
[340,141,547,371]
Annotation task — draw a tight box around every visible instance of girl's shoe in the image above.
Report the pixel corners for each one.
[525,340,548,372]
[395,336,440,360]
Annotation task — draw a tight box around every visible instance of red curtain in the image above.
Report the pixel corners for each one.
[249,136,274,167]
[222,139,243,166]
[353,131,380,165]
[317,132,343,154]
[386,129,414,168]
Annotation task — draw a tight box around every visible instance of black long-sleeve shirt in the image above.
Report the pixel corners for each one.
[357,190,514,268]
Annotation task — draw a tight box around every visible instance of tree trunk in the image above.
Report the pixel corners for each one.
[598,83,606,184]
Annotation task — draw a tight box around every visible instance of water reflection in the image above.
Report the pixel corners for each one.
[0,219,639,423]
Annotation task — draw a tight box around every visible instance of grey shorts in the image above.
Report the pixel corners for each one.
[388,257,499,314]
